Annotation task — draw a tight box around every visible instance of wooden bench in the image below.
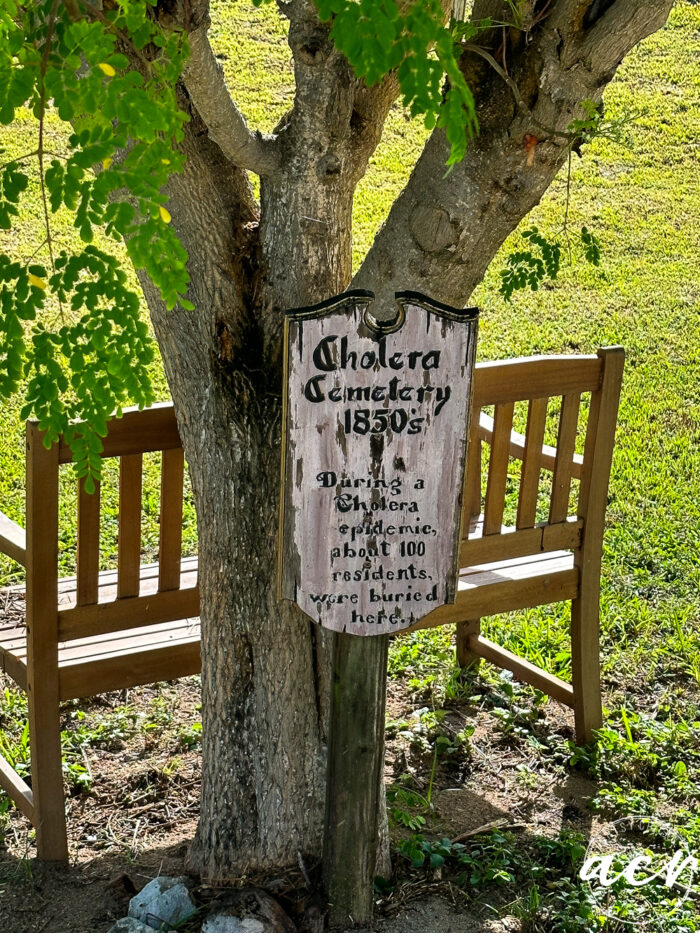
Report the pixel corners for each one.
[0,347,623,860]
[0,403,200,860]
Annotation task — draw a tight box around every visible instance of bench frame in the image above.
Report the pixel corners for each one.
[0,348,623,861]
[410,346,624,747]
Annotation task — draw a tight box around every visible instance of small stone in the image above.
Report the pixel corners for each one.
[202,888,296,933]
[128,876,197,930]
[108,919,154,933]
[202,916,265,933]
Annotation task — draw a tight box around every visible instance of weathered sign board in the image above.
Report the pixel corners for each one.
[279,290,478,636]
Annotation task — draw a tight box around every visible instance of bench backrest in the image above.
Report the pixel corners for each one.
[15,348,622,647]
[26,403,198,644]
[460,347,624,567]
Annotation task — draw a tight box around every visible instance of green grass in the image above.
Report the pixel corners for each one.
[0,2,699,929]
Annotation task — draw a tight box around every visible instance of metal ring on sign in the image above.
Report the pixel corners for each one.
[363,302,406,336]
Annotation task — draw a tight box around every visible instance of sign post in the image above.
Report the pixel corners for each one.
[278,290,478,926]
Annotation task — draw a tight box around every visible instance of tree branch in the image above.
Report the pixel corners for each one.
[183,19,280,176]
[575,0,674,73]
[348,72,401,179]
[352,0,674,309]
[282,0,355,144]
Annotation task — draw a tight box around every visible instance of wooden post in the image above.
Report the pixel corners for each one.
[572,348,624,744]
[323,632,389,929]
[25,423,67,860]
[456,618,481,669]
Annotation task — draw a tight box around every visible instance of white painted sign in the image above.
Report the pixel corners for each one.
[278,290,478,635]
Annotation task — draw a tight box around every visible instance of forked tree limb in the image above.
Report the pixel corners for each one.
[183,7,280,176]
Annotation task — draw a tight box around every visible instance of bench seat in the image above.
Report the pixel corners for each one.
[456,549,577,615]
[0,557,200,700]
[1,549,576,702]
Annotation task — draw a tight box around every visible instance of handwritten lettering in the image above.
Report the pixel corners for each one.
[312,335,441,373]
[281,298,476,634]
[317,472,402,494]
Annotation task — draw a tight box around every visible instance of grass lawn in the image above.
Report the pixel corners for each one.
[0,3,699,932]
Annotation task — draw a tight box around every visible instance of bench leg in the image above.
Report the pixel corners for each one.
[28,685,67,860]
[456,619,481,669]
[571,595,603,746]
[25,424,67,860]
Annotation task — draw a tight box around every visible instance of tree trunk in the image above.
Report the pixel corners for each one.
[150,301,334,878]
[187,389,330,877]
[143,78,365,875]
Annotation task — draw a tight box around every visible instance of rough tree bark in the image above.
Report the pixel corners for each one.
[131,0,673,880]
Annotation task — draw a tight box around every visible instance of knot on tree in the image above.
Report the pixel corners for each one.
[317,153,342,181]
[496,172,524,195]
[290,26,331,66]
[409,204,459,253]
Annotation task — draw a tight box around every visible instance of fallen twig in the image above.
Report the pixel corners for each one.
[449,818,509,844]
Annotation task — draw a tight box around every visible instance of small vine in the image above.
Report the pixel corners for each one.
[500,100,635,300]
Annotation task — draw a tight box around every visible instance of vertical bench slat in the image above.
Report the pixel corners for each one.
[118,454,143,599]
[463,408,482,526]
[159,447,184,592]
[483,401,515,535]
[578,367,608,519]
[77,478,101,606]
[549,393,581,524]
[516,397,548,530]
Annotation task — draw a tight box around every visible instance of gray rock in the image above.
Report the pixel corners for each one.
[202,888,296,933]
[202,917,266,933]
[128,876,197,930]
[108,919,154,933]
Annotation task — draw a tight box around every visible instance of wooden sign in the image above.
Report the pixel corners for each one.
[279,290,478,636]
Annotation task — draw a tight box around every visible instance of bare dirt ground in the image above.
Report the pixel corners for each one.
[0,663,604,933]
[0,587,602,933]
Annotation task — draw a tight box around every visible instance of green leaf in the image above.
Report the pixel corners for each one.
[581,226,601,266]
[0,0,189,478]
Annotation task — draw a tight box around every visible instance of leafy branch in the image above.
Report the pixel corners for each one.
[0,0,190,486]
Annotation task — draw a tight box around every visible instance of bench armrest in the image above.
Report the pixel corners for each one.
[0,511,26,566]
[478,412,583,480]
